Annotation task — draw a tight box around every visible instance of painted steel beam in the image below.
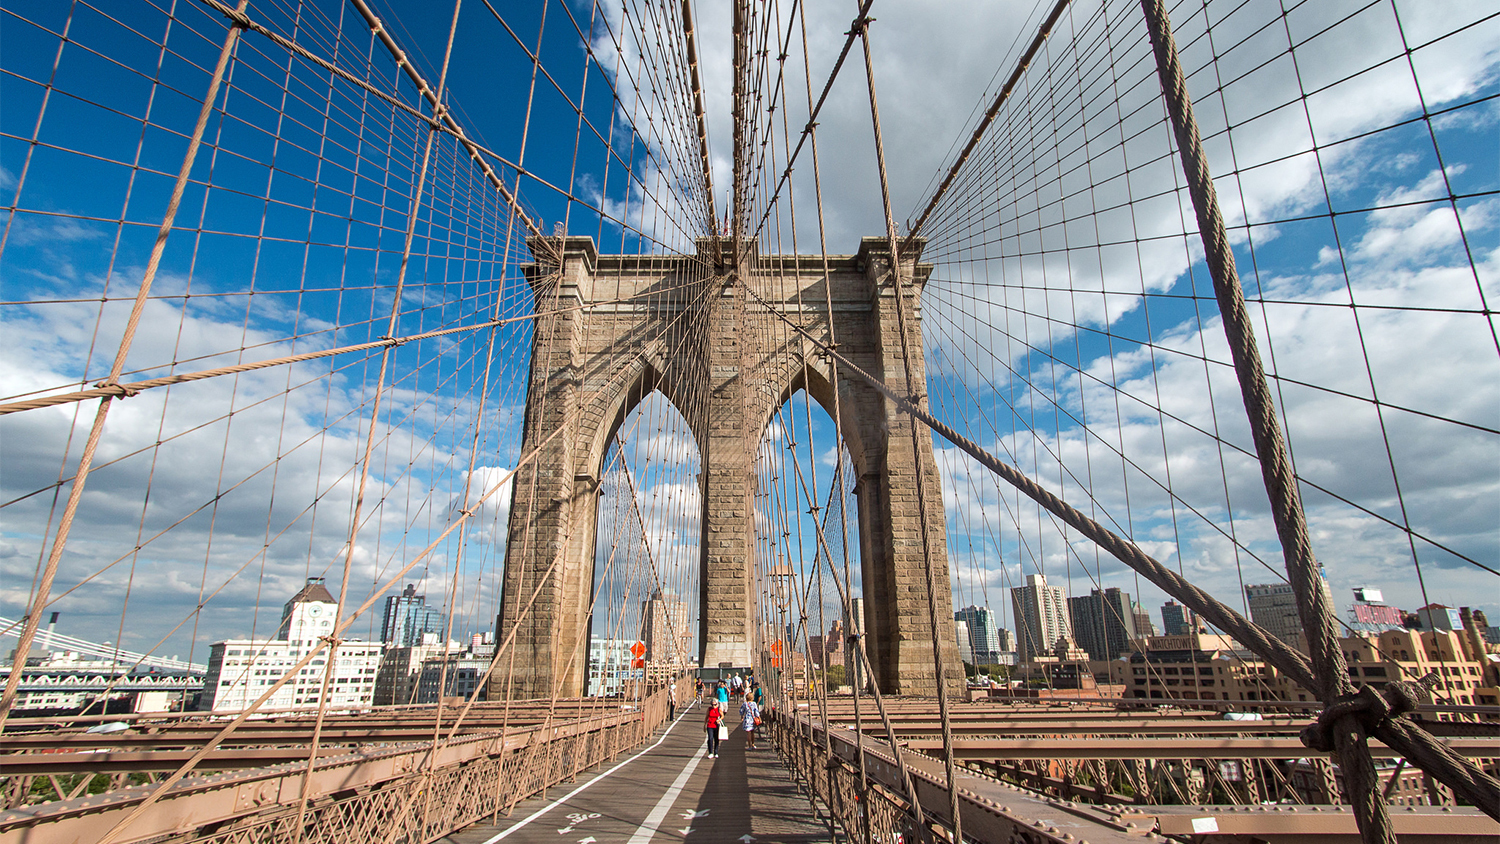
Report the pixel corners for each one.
[903,737,1500,761]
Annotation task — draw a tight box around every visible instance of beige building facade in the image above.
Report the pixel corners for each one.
[1094,629,1497,711]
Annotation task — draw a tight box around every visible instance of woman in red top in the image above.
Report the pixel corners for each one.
[704,701,723,758]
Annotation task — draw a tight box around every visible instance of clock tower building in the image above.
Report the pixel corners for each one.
[199,577,382,712]
[278,576,339,642]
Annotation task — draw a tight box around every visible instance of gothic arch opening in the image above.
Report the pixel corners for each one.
[587,389,701,697]
[753,388,862,692]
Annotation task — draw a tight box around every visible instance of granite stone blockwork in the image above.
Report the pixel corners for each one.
[492,236,961,699]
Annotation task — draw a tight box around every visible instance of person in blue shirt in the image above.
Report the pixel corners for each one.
[716,681,729,707]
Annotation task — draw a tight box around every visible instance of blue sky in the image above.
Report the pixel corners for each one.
[1,0,1495,670]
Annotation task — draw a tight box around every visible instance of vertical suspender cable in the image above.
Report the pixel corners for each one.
[855,13,964,842]
[0,0,253,732]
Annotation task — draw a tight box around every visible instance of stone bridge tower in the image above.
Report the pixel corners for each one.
[491,235,960,699]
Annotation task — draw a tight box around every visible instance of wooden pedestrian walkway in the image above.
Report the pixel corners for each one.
[441,700,832,844]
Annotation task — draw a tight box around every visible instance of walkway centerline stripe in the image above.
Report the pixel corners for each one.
[482,702,696,842]
[626,742,706,843]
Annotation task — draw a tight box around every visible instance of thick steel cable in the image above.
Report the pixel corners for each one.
[905,0,1074,248]
[786,3,876,831]
[681,0,716,234]
[744,0,876,250]
[751,281,1500,820]
[1137,0,1390,838]
[290,0,473,827]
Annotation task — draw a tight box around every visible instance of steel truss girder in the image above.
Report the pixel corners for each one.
[776,712,1500,843]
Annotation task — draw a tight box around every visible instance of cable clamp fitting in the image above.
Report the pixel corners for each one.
[1300,672,1437,752]
[223,5,252,29]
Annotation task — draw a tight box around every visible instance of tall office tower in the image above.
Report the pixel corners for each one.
[1467,609,1497,645]
[847,597,865,635]
[1132,603,1158,638]
[1010,574,1070,664]
[955,605,1002,664]
[1246,577,1332,647]
[641,588,693,667]
[1459,607,1489,660]
[846,597,866,689]
[955,619,974,664]
[810,619,846,667]
[380,584,447,647]
[1161,600,1197,636]
[1067,588,1138,660]
[994,627,1013,652]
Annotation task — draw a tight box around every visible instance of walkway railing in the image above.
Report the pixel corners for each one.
[770,703,1500,844]
[0,689,677,844]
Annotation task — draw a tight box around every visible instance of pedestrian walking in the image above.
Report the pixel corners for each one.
[739,696,762,750]
[705,701,724,758]
[716,681,729,708]
[667,682,676,721]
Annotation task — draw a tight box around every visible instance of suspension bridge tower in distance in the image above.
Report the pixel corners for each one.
[490,234,964,700]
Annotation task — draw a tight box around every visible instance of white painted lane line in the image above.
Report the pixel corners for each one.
[480,703,696,843]
[625,743,705,843]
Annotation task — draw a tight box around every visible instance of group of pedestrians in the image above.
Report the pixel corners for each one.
[701,674,762,758]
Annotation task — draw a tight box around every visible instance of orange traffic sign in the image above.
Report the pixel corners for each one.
[630,641,646,658]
